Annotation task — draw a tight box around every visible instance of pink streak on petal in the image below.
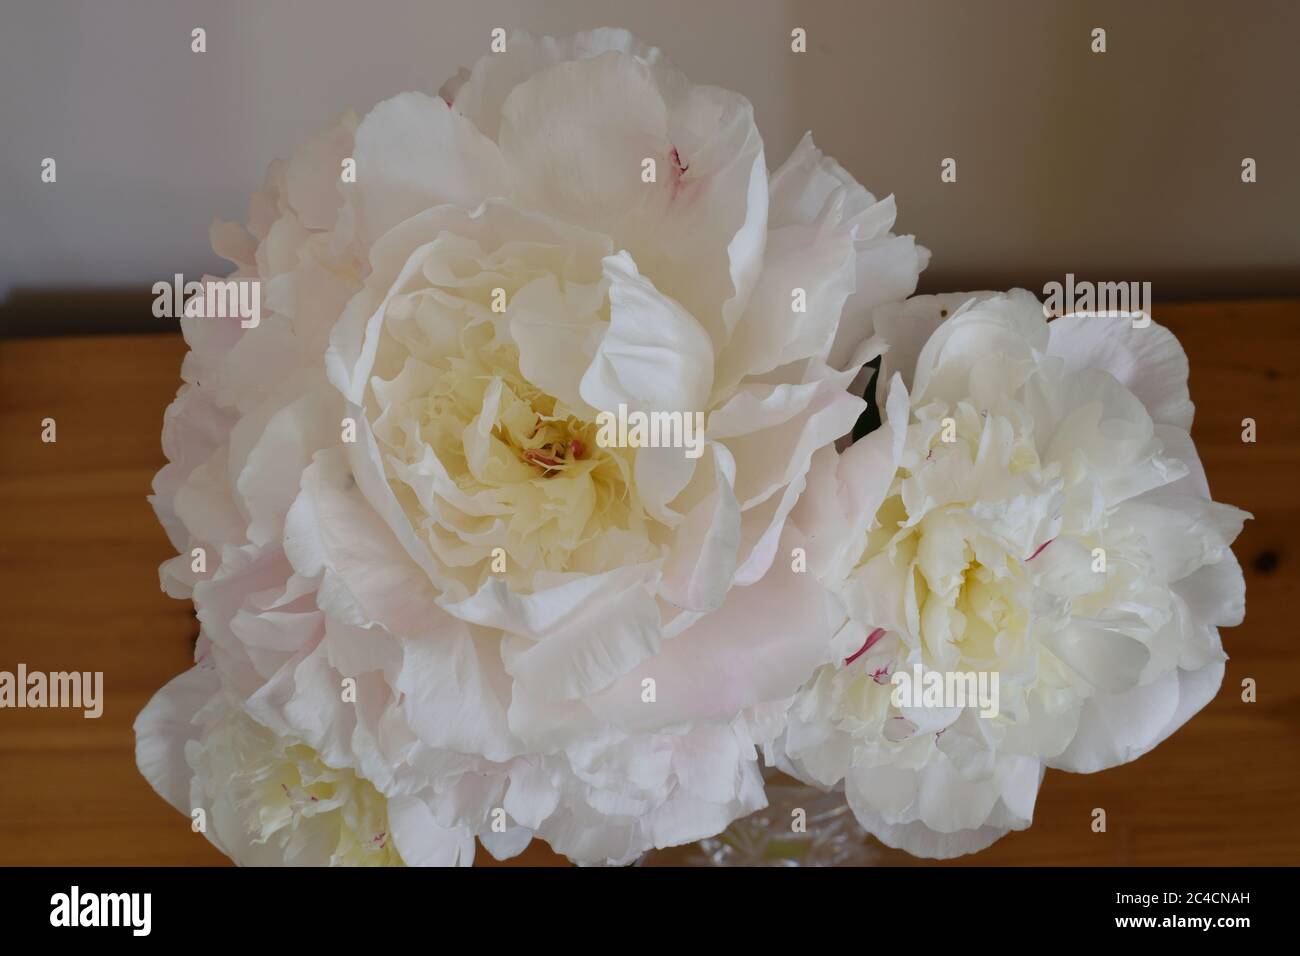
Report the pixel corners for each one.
[845,627,887,666]
[1026,538,1055,562]
[669,146,689,200]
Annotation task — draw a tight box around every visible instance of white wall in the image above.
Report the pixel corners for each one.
[2,0,1297,325]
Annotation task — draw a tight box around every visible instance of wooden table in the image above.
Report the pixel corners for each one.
[2,300,1297,866]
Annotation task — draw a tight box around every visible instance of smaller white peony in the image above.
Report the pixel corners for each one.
[779,290,1250,858]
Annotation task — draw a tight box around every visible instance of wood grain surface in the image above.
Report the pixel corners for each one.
[1,300,1297,867]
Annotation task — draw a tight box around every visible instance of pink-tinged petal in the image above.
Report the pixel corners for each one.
[283,447,444,637]
[393,619,518,762]
[768,132,886,231]
[765,133,931,371]
[451,28,665,142]
[387,796,476,867]
[284,111,358,231]
[1047,313,1195,430]
[579,252,714,415]
[442,561,663,703]
[152,385,238,551]
[711,370,865,510]
[830,235,929,370]
[658,443,740,612]
[715,222,857,390]
[791,372,909,577]
[345,91,508,248]
[585,526,839,734]
[845,628,887,666]
[134,665,219,813]
[498,52,766,348]
[210,219,257,270]
[228,381,338,548]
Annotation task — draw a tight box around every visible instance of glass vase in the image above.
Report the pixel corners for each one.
[641,769,884,866]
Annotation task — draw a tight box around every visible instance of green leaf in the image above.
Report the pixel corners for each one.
[850,355,883,444]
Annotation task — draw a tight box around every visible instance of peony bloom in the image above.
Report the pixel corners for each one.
[135,28,928,865]
[779,290,1250,858]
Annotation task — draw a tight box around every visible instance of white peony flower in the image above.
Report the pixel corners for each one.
[780,290,1250,858]
[135,28,928,865]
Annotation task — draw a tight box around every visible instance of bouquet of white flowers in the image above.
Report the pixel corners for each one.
[135,29,1246,866]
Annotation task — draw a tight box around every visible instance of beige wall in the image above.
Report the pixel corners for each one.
[1,0,1296,333]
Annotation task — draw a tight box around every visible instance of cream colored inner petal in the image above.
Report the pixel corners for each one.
[372,309,653,591]
[218,711,403,867]
[835,399,1169,733]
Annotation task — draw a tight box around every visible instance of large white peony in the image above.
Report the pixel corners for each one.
[780,290,1250,858]
[135,28,928,865]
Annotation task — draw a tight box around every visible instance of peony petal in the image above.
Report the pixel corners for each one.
[394,619,518,762]
[346,91,508,247]
[229,380,338,548]
[499,52,766,348]
[447,565,663,702]
[451,28,665,142]
[1047,313,1195,430]
[388,795,476,867]
[714,222,856,390]
[586,526,838,733]
[134,665,219,813]
[911,289,1049,408]
[711,370,865,509]
[284,111,358,231]
[830,234,929,371]
[1044,623,1151,694]
[1049,669,1182,774]
[479,826,534,861]
[1175,556,1247,629]
[579,252,714,414]
[872,292,999,402]
[284,447,444,636]
[658,443,740,611]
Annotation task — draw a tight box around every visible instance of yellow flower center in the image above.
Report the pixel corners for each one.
[378,318,650,587]
[224,715,403,867]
